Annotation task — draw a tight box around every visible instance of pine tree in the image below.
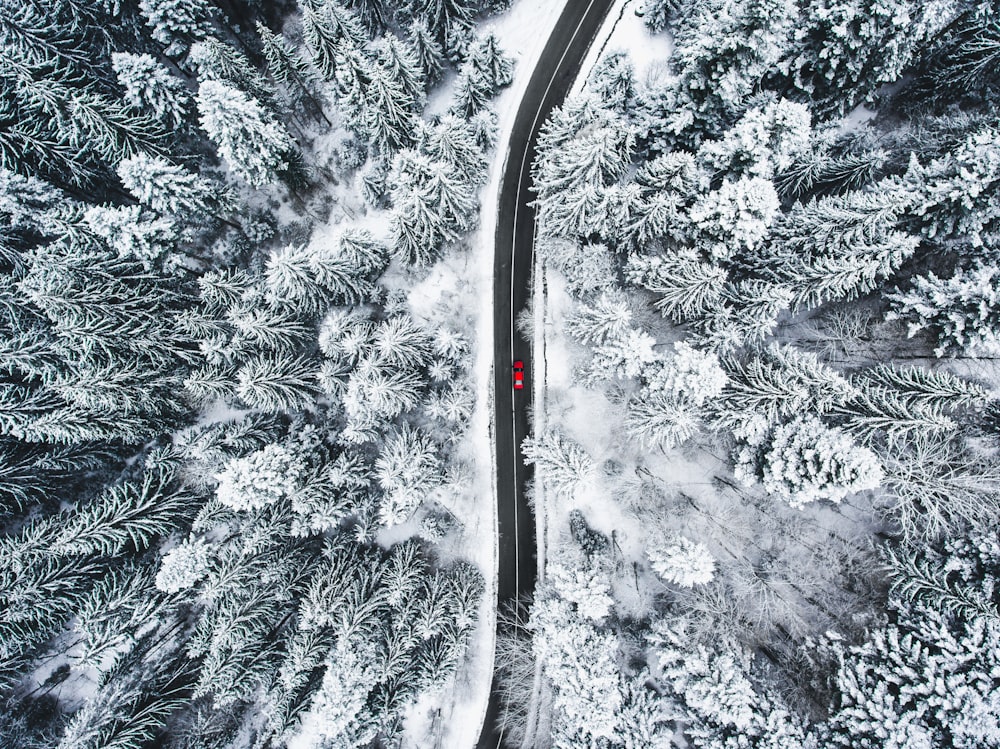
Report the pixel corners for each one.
[785,0,934,116]
[50,464,197,556]
[111,52,190,128]
[362,50,419,154]
[565,293,633,345]
[450,64,491,119]
[670,0,797,128]
[190,38,277,112]
[196,80,296,187]
[521,430,595,498]
[625,393,702,450]
[737,415,883,507]
[257,21,331,126]
[139,0,215,51]
[404,0,475,54]
[372,315,432,369]
[235,354,318,411]
[82,204,177,267]
[626,252,727,322]
[903,127,1000,248]
[466,31,514,92]
[763,187,918,310]
[117,153,228,217]
[887,263,1000,357]
[689,175,780,262]
[301,5,343,80]
[715,344,855,442]
[374,33,425,111]
[824,530,1000,749]
[408,21,444,85]
[648,536,716,587]
[588,51,635,113]
[423,114,488,184]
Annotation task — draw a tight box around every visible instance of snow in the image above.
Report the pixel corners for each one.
[570,0,673,98]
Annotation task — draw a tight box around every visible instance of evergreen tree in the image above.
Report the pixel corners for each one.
[196,80,296,187]
[902,127,1000,248]
[670,0,797,130]
[111,52,190,129]
[714,344,855,442]
[589,51,636,113]
[139,0,215,52]
[824,530,1000,749]
[736,415,883,507]
[648,535,716,587]
[521,430,595,498]
[466,31,514,92]
[626,252,727,322]
[190,38,277,112]
[785,0,950,116]
[762,187,918,310]
[117,153,228,217]
[403,0,475,55]
[887,263,1000,357]
[409,21,444,85]
[235,354,318,411]
[50,463,196,557]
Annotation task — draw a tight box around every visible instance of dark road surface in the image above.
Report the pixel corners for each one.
[478,0,615,746]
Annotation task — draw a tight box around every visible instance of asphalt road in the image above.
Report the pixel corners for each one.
[478,0,615,746]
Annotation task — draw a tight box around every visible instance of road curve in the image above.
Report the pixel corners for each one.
[478,0,615,746]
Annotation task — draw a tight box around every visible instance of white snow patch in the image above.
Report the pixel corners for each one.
[571,0,673,98]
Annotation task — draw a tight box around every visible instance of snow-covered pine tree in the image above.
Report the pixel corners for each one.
[235,354,318,411]
[648,535,716,586]
[450,63,491,119]
[111,52,190,128]
[424,114,488,184]
[714,344,856,442]
[228,303,312,354]
[626,252,727,322]
[862,364,991,412]
[466,31,514,92]
[409,21,444,84]
[361,46,419,154]
[737,415,883,508]
[83,204,177,267]
[762,187,918,310]
[49,464,197,556]
[785,0,949,117]
[521,430,596,498]
[824,530,1000,749]
[589,51,636,114]
[196,79,296,187]
[689,175,780,262]
[670,0,797,129]
[833,385,958,444]
[905,127,1000,247]
[403,0,476,55]
[374,33,426,112]
[888,263,1000,357]
[191,37,278,112]
[139,0,215,52]
[565,292,633,345]
[118,152,229,217]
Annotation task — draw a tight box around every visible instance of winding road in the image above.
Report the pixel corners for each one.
[478,0,615,746]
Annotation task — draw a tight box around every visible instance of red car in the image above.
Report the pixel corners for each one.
[513,360,525,390]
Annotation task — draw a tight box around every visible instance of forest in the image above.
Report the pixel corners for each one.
[502,0,1000,747]
[0,0,515,747]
